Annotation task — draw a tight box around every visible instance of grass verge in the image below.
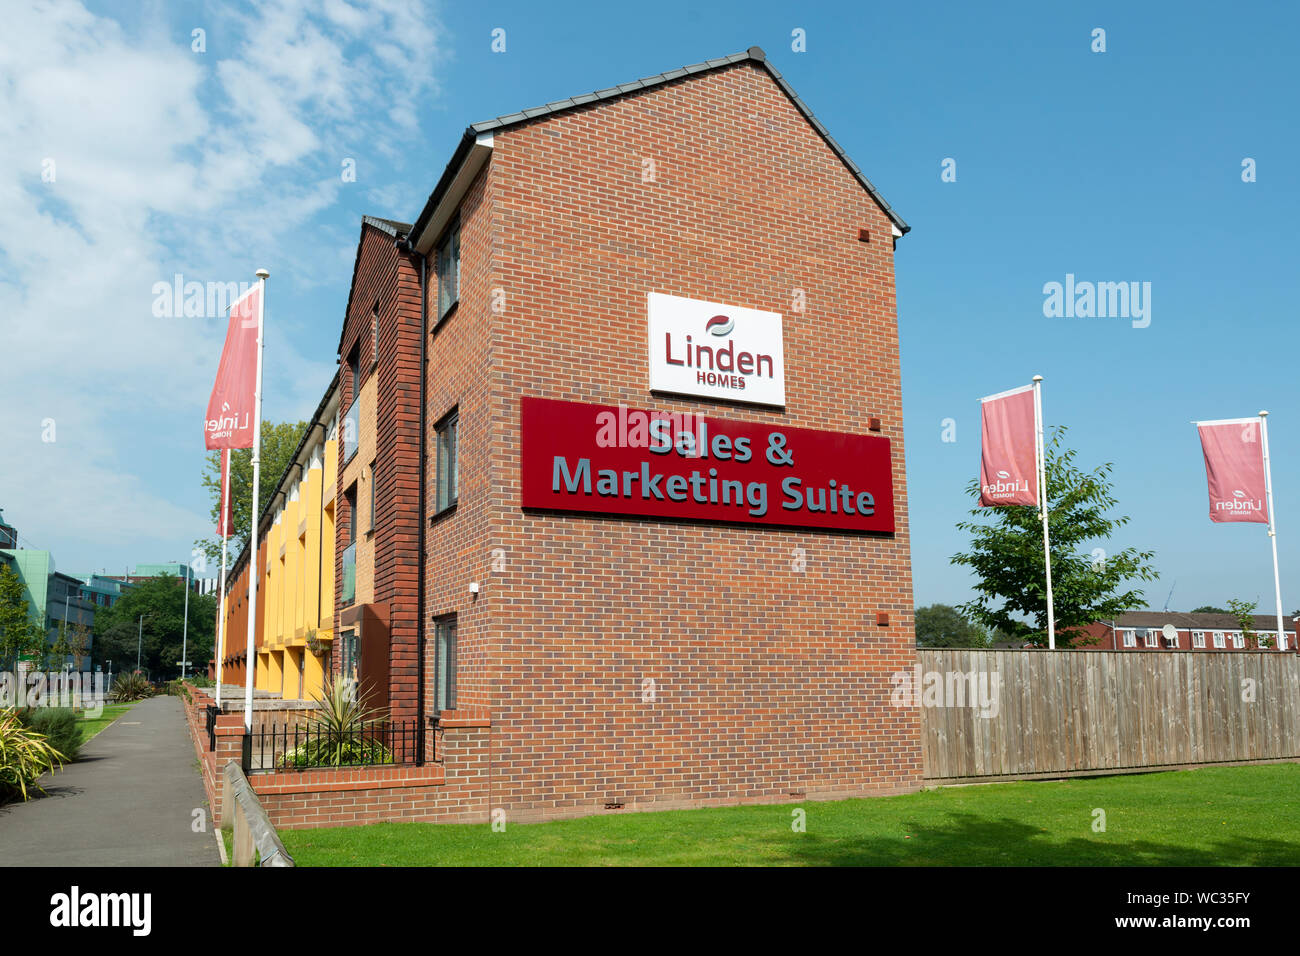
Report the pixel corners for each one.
[280,763,1300,867]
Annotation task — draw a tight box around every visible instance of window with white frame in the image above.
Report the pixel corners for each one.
[1232,631,1246,649]
[1122,629,1137,648]
[1213,631,1226,649]
[1192,630,1206,649]
[1143,628,1159,648]
[1165,630,1179,648]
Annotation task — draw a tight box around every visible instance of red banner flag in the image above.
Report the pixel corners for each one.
[218,449,233,538]
[979,384,1038,507]
[1198,418,1268,523]
[204,286,259,449]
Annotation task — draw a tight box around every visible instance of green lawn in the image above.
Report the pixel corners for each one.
[280,763,1300,866]
[78,701,137,743]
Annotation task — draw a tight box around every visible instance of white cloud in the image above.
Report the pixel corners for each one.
[0,0,442,572]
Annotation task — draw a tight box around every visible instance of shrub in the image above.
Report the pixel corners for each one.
[16,707,81,762]
[112,672,153,702]
[279,679,392,769]
[0,707,64,802]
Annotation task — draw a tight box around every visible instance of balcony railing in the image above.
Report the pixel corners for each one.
[341,541,356,605]
[342,401,359,464]
[242,718,419,773]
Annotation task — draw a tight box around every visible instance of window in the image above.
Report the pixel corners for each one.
[1192,630,1206,649]
[1213,631,1226,649]
[434,616,457,712]
[435,221,460,320]
[341,484,357,604]
[341,628,359,682]
[1143,628,1159,648]
[1164,631,1179,648]
[371,304,379,365]
[1232,631,1245,649]
[344,484,357,545]
[367,462,377,533]
[435,409,459,513]
[1122,629,1136,648]
[347,342,360,401]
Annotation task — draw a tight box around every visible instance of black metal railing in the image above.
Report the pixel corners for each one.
[242,719,419,773]
[204,704,219,752]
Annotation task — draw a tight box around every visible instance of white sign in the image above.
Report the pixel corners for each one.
[647,292,786,407]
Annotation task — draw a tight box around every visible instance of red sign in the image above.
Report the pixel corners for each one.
[1198,419,1268,524]
[979,385,1038,507]
[520,397,895,533]
[205,285,259,449]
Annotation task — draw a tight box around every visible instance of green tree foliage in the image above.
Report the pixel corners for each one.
[1225,598,1268,648]
[195,419,309,564]
[91,575,216,680]
[1190,605,1229,614]
[951,427,1158,648]
[914,604,992,648]
[0,565,45,669]
[47,618,89,669]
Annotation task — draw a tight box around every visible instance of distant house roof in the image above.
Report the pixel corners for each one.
[1103,612,1296,631]
[408,45,909,250]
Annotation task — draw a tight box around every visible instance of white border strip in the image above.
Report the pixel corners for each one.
[980,383,1035,403]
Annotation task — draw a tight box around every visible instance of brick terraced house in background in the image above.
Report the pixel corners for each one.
[212,46,921,824]
[1083,612,1295,652]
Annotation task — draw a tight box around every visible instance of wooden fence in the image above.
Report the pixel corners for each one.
[918,648,1300,783]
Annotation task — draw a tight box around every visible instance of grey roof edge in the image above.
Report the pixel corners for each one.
[415,45,908,245]
[361,215,412,237]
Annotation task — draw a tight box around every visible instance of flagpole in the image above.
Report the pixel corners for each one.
[1033,375,1056,649]
[1259,410,1285,650]
[243,269,269,731]
[215,448,230,706]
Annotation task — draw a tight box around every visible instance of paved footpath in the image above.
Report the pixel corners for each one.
[0,695,218,866]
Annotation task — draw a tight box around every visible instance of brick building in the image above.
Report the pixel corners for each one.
[1082,612,1295,651]
[216,47,921,822]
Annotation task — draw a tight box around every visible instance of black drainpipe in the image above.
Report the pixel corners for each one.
[399,236,430,764]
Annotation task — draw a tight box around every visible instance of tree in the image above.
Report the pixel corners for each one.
[1190,605,1228,614]
[0,564,46,669]
[1225,598,1269,648]
[47,617,89,670]
[951,426,1159,648]
[91,575,217,680]
[195,419,308,565]
[915,604,991,648]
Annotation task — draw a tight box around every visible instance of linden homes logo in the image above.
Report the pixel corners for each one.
[981,469,1030,499]
[647,292,786,407]
[705,314,734,336]
[1216,489,1264,513]
[206,401,250,442]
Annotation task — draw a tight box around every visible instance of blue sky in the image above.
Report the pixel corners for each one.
[1,0,1296,614]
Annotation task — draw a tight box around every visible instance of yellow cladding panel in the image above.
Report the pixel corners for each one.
[228,423,338,701]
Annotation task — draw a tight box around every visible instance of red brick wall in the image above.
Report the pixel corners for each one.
[423,61,921,821]
[336,224,424,719]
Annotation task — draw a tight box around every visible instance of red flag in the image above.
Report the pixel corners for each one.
[204,285,259,449]
[979,384,1038,507]
[1198,418,1268,523]
[218,449,233,538]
